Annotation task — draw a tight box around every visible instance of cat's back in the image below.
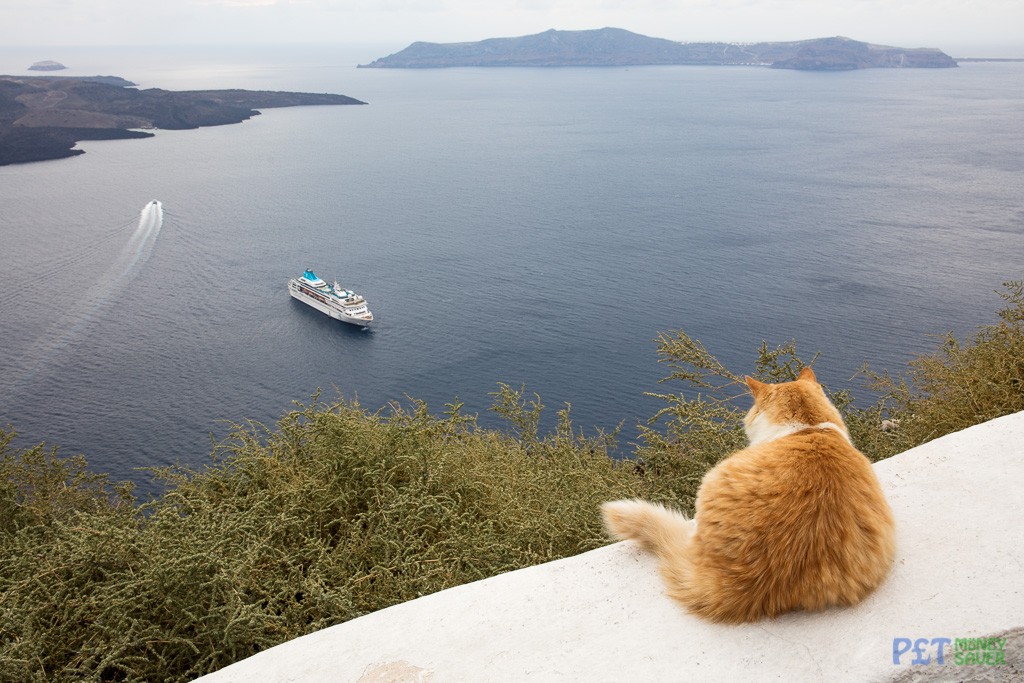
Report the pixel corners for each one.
[701,427,891,538]
[704,426,879,500]
[752,426,882,497]
[694,427,895,617]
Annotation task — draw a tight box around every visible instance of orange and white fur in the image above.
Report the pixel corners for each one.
[602,367,895,623]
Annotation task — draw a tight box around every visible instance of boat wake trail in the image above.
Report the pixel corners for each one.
[106,199,163,294]
[10,201,165,388]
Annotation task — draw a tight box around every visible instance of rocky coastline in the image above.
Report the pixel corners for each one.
[0,75,366,166]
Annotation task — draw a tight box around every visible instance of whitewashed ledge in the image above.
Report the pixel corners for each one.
[196,412,1024,683]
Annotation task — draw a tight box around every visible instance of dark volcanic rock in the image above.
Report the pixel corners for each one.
[360,28,958,71]
[0,126,153,165]
[36,75,138,87]
[0,75,366,166]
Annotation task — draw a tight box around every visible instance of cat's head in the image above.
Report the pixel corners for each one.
[742,367,849,445]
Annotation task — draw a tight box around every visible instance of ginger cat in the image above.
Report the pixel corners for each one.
[602,367,895,623]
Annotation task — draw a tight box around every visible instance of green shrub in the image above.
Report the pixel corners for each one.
[851,281,1024,459]
[640,281,1024,465]
[633,334,795,511]
[0,393,641,682]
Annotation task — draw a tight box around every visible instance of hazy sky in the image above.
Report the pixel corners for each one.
[2,0,1021,56]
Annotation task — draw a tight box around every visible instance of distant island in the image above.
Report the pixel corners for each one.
[0,75,366,166]
[28,60,67,72]
[359,28,958,70]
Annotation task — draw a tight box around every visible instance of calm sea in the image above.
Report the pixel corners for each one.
[1,45,1022,494]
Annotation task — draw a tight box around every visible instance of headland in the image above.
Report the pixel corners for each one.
[0,75,366,166]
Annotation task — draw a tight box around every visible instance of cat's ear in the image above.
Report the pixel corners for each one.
[797,366,818,383]
[745,375,768,400]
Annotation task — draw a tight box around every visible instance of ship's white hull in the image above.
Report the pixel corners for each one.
[288,281,373,327]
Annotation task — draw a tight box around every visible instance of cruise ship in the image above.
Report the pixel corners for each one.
[287,269,374,327]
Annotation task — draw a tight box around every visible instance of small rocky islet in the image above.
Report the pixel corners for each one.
[28,60,68,71]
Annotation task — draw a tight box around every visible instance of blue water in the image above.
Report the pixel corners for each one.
[1,45,1022,494]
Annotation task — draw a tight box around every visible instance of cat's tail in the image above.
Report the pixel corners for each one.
[601,499,696,601]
